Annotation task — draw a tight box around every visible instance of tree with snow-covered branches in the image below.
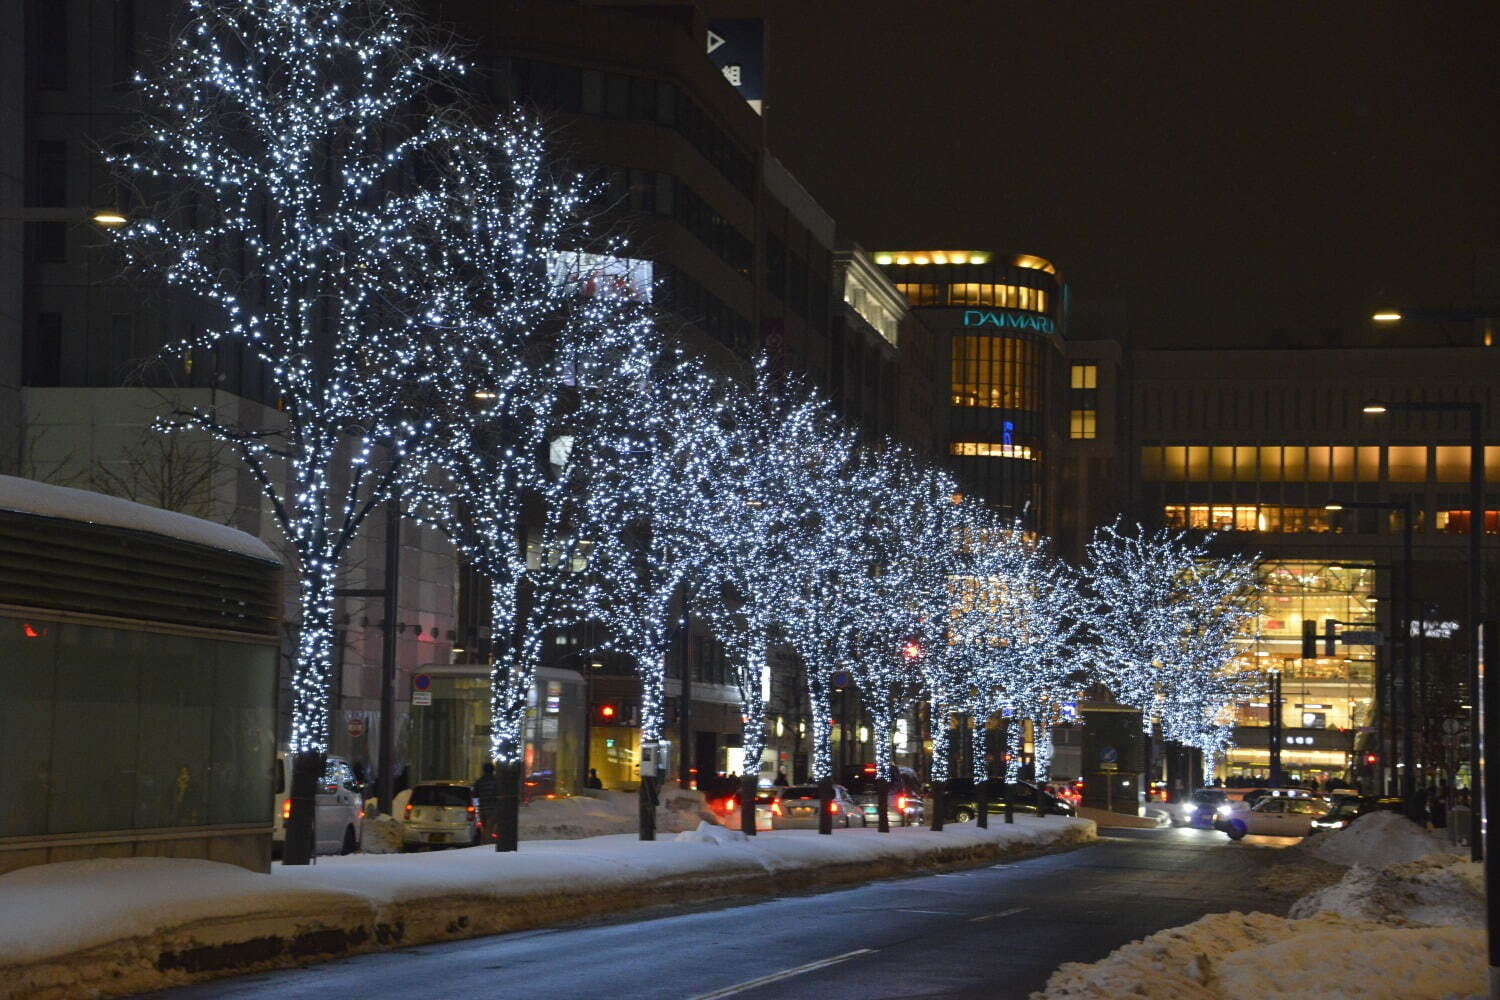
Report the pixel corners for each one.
[1082,520,1262,766]
[388,115,661,851]
[108,0,468,863]
[838,449,966,830]
[690,365,846,834]
[577,361,728,839]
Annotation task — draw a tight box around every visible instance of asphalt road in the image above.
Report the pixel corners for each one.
[142,826,1299,1000]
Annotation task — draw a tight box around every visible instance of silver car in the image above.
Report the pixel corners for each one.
[402,782,481,849]
[771,785,869,829]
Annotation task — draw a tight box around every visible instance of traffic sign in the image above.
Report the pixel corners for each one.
[346,717,366,739]
[1340,630,1384,646]
[1442,717,1462,737]
[832,670,852,689]
[412,691,432,706]
[412,673,431,691]
[1099,746,1118,765]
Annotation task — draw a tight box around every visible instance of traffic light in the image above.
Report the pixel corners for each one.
[593,703,618,725]
[1364,752,1378,767]
[1301,620,1317,658]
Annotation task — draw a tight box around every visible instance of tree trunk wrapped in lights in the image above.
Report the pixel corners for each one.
[108,0,470,864]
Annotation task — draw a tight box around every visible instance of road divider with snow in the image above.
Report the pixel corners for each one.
[0,816,1095,1000]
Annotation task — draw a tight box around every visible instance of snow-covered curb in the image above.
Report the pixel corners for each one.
[0,817,1094,999]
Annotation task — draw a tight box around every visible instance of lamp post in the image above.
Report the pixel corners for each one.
[1362,400,1484,861]
[1326,499,1413,807]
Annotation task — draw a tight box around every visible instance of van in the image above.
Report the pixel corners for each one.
[271,753,363,857]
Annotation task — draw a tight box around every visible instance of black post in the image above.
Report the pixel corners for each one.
[496,760,520,852]
[1481,620,1498,996]
[740,773,757,836]
[1003,775,1014,824]
[678,583,693,789]
[976,778,989,828]
[931,779,945,831]
[1268,670,1283,787]
[1377,625,1391,795]
[639,775,656,841]
[876,774,891,832]
[1401,500,1416,812]
[377,502,399,817]
[283,750,324,865]
[818,776,833,835]
[1469,406,1484,863]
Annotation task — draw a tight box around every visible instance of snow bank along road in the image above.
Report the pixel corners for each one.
[0,817,1093,999]
[137,826,1296,1000]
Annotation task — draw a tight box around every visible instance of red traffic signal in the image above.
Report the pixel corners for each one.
[594,703,618,724]
[1364,752,1378,765]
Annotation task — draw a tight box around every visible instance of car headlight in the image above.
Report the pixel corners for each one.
[1216,804,1232,816]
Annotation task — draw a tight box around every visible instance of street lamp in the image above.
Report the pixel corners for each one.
[1325,500,1413,803]
[1362,399,1484,862]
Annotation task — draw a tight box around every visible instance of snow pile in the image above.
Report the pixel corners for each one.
[360,814,403,854]
[1033,910,1483,1000]
[518,788,718,840]
[673,821,748,845]
[1303,810,1453,867]
[1289,853,1483,928]
[0,474,278,563]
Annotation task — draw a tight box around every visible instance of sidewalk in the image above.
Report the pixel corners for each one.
[0,816,1094,1000]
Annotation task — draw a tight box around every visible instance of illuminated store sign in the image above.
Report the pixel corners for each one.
[962,309,1054,333]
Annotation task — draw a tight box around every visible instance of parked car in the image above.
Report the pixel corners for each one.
[402,782,481,849]
[1215,794,1327,839]
[1173,788,1230,828]
[767,785,869,829]
[272,753,362,857]
[751,789,780,832]
[844,767,925,826]
[1309,795,1404,833]
[1045,780,1083,808]
[942,779,1075,822]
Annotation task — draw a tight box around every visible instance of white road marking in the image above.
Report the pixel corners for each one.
[969,906,1029,923]
[897,908,955,915]
[686,949,875,1000]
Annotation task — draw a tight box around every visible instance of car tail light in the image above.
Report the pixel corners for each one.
[897,796,907,810]
[467,804,476,815]
[281,798,291,820]
[771,801,783,816]
[404,803,413,818]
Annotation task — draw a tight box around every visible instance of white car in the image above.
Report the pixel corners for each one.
[402,782,481,849]
[1217,795,1327,839]
[272,753,363,857]
[768,785,870,829]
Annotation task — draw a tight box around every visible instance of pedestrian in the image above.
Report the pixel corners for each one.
[473,762,500,841]
[1430,786,1447,830]
[1412,784,1431,827]
[586,767,603,789]
[774,770,789,787]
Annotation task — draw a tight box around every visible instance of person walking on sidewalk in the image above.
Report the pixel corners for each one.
[473,762,501,841]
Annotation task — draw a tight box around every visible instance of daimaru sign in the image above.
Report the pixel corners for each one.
[962,309,1054,333]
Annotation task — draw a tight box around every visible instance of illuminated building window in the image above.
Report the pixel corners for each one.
[1069,364,1097,389]
[894,283,1049,314]
[1069,409,1097,439]
[1143,443,1433,484]
[1163,504,1347,534]
[1435,510,1500,534]
[951,441,1037,460]
[950,336,1038,410]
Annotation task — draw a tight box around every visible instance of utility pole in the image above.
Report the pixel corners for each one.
[1268,669,1283,787]
[678,581,693,789]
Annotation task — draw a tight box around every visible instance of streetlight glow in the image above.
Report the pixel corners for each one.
[1362,403,1388,414]
[1372,310,1402,323]
[92,211,128,226]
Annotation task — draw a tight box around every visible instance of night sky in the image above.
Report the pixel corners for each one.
[702,1,1500,349]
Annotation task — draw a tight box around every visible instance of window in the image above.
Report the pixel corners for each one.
[950,336,1039,410]
[27,0,68,91]
[1070,364,1097,389]
[1069,409,1097,439]
[26,140,67,207]
[950,441,1037,460]
[24,312,63,386]
[1162,504,1374,534]
[27,221,66,263]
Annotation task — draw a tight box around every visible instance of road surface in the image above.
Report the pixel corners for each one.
[142,826,1300,1000]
